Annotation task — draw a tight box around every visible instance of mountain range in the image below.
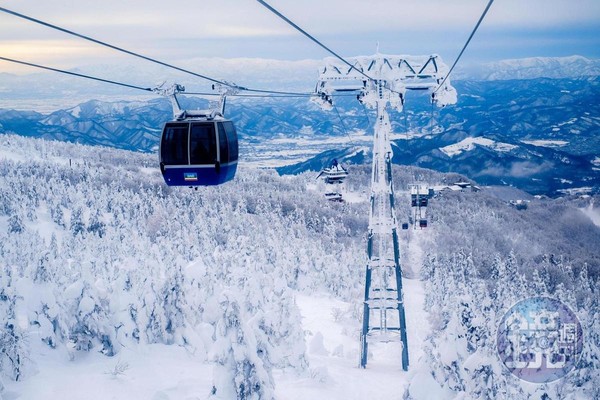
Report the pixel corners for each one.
[458,55,600,80]
[1,55,599,110]
[0,57,599,197]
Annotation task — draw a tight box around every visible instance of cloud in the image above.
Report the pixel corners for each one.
[479,161,554,178]
[0,0,598,71]
[3,0,599,38]
[509,161,554,178]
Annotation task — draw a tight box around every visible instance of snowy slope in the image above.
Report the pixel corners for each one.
[1,135,598,400]
[276,229,432,400]
[440,137,517,157]
[520,139,569,148]
[3,343,214,400]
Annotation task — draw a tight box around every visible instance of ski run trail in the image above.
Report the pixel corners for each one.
[276,227,432,399]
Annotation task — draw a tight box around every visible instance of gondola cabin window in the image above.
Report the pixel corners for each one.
[190,123,217,165]
[161,123,188,165]
[222,121,238,162]
[217,123,229,164]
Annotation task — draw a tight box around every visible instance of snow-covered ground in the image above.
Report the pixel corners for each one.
[2,135,598,400]
[6,269,431,400]
[243,134,371,168]
[521,139,569,148]
[440,137,517,157]
[274,225,432,399]
[3,343,213,400]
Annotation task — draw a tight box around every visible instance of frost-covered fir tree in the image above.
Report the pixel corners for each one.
[0,271,28,381]
[210,291,275,400]
[61,278,113,356]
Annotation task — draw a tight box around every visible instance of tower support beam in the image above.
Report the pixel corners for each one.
[314,53,457,371]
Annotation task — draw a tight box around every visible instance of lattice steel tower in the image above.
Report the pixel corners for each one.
[314,54,456,370]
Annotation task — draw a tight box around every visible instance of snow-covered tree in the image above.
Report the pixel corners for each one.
[210,291,275,400]
[0,272,28,381]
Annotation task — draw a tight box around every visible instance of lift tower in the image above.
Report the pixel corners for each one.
[314,54,456,370]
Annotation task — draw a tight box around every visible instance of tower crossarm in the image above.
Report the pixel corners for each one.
[314,54,457,111]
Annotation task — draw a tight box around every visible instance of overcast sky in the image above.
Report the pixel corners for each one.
[1,0,599,75]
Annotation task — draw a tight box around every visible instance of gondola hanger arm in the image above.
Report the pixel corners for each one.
[153,83,186,119]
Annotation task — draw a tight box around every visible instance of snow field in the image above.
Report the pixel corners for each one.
[440,137,517,157]
[276,227,432,400]
[4,342,212,400]
[2,135,598,400]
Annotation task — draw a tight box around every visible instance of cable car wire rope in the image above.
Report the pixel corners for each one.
[184,91,362,99]
[332,103,357,148]
[0,56,153,92]
[255,0,374,83]
[185,92,313,98]
[0,55,357,103]
[254,0,396,154]
[434,0,494,93]
[360,102,371,128]
[0,6,312,97]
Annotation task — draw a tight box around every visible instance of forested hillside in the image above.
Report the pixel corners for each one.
[0,134,598,399]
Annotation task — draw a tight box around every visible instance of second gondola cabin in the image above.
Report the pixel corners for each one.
[159,114,238,186]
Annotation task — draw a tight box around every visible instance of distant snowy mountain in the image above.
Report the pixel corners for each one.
[1,56,598,112]
[281,77,600,196]
[0,58,320,111]
[466,55,600,80]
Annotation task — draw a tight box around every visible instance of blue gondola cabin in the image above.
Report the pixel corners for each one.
[159,119,238,186]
